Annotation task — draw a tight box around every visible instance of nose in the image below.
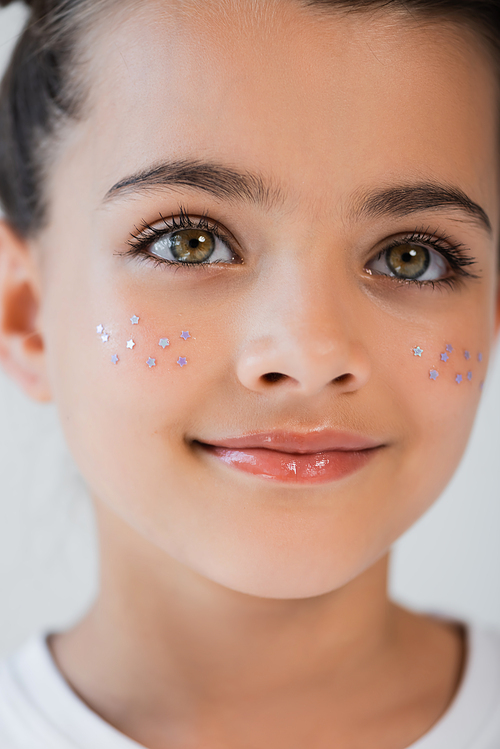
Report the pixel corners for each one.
[236,268,371,398]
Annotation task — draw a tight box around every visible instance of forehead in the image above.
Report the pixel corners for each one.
[70,0,499,227]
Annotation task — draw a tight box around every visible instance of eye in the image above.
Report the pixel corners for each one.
[149,228,236,264]
[366,240,449,281]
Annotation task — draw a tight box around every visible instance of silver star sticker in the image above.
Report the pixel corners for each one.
[111,354,119,364]
[159,338,170,348]
[180,331,191,341]
[429,370,439,380]
[130,315,140,325]
[147,357,156,368]
[101,333,109,343]
[126,339,135,349]
[96,324,104,334]
[413,347,423,357]
[177,357,187,367]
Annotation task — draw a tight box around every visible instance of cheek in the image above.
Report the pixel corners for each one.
[47,289,222,505]
[375,315,488,526]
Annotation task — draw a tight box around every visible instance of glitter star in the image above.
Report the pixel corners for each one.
[464,350,471,360]
[440,352,449,362]
[446,344,453,353]
[147,357,156,368]
[467,371,473,381]
[413,347,423,357]
[180,331,191,341]
[429,370,439,381]
[456,374,463,384]
[101,333,109,343]
[126,339,135,349]
[111,354,119,364]
[159,338,170,349]
[177,357,188,367]
[130,315,140,325]
[478,352,483,362]
[96,324,104,334]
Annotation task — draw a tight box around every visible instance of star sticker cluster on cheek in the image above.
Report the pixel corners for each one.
[96,318,192,369]
[411,343,484,389]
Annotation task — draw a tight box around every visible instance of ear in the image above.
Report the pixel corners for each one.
[0,219,52,402]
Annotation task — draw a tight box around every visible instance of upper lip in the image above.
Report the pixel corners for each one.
[199,431,383,454]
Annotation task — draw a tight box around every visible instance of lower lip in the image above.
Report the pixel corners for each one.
[200,445,381,484]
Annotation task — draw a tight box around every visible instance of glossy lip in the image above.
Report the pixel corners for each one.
[195,431,385,485]
[200,430,382,453]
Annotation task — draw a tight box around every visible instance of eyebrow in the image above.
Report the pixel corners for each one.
[103,159,284,210]
[349,183,492,235]
[103,159,492,235]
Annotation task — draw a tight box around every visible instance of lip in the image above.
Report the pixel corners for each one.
[196,431,384,485]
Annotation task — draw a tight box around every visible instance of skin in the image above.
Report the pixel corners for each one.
[0,1,499,747]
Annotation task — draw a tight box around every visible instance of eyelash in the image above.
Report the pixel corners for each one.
[124,212,479,287]
[124,208,237,268]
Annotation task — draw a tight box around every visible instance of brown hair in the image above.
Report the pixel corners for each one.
[1,0,499,237]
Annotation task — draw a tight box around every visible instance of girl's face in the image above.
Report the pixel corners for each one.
[31,1,499,597]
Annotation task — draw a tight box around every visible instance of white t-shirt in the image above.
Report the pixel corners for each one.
[0,625,499,748]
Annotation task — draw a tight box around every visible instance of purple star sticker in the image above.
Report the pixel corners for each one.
[429,370,439,381]
[111,354,119,364]
[413,347,423,357]
[147,357,156,368]
[180,331,191,341]
[456,374,463,384]
[177,357,187,367]
[478,352,483,362]
[446,344,453,353]
[440,352,449,363]
[464,351,471,360]
[467,371,473,381]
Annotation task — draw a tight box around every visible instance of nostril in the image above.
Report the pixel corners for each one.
[262,372,286,383]
[333,373,351,384]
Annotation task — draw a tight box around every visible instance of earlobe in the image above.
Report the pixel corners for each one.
[0,220,52,402]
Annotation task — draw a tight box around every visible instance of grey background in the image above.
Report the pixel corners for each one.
[0,1,499,659]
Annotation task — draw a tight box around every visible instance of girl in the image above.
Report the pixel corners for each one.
[0,0,498,747]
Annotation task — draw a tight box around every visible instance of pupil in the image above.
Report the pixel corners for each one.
[189,238,199,248]
[402,252,412,263]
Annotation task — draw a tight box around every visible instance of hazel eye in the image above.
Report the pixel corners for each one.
[367,241,449,281]
[170,229,215,262]
[149,228,236,264]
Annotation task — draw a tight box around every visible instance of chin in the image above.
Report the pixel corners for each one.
[186,543,375,600]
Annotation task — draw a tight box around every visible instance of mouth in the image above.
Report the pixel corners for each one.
[194,431,385,485]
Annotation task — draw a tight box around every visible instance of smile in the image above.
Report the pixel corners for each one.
[196,431,384,485]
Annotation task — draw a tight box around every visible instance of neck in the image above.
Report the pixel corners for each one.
[50,495,396,712]
[48,499,464,749]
